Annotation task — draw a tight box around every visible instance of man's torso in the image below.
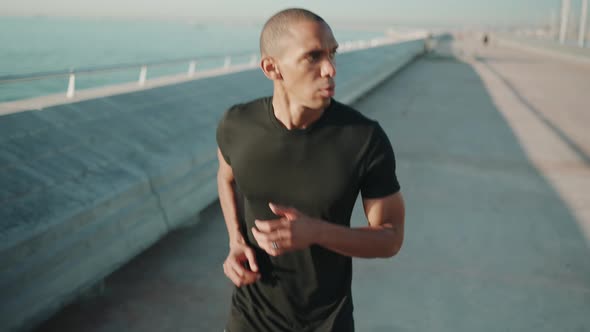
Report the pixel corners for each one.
[217,97,394,332]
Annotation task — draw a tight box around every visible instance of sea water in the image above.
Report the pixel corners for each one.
[0,16,386,102]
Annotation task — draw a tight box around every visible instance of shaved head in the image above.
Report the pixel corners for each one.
[260,8,328,57]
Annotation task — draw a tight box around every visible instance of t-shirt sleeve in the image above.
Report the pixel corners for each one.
[216,106,236,165]
[360,123,401,199]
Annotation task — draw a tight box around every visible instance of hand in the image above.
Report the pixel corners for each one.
[252,203,318,256]
[223,241,260,287]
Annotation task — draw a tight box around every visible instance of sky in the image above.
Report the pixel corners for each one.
[0,0,585,27]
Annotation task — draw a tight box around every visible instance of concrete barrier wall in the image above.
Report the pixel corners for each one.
[0,38,425,332]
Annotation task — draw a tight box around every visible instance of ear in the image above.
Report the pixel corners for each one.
[260,56,282,80]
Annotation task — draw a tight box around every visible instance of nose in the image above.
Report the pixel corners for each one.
[321,58,336,78]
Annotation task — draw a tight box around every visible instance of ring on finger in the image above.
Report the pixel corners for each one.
[271,241,279,249]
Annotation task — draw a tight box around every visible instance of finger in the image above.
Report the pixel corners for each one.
[240,274,259,286]
[228,254,260,278]
[254,219,282,232]
[251,226,267,248]
[244,247,259,272]
[269,202,297,218]
[253,232,273,255]
[254,227,292,254]
[229,261,259,286]
[252,227,275,254]
[224,262,243,287]
[229,258,248,278]
[252,226,283,242]
[236,265,260,283]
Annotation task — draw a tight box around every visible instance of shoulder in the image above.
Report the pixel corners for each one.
[217,97,272,156]
[217,96,271,137]
[221,96,271,122]
[329,99,383,135]
[330,100,394,156]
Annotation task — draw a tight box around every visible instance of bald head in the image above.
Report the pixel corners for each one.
[260,8,328,57]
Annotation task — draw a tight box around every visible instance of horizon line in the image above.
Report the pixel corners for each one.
[0,13,549,29]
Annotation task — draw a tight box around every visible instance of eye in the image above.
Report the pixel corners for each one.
[306,51,321,63]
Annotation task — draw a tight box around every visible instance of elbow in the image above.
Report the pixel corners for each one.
[382,235,403,258]
[390,240,403,257]
[217,169,233,185]
[381,244,401,258]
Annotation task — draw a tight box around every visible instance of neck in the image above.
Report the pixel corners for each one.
[271,89,328,130]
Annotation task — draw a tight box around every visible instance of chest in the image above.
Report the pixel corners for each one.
[231,132,362,214]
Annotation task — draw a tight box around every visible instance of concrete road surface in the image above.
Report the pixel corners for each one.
[35,37,590,332]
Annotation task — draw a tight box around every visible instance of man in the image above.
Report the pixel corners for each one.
[216,8,405,332]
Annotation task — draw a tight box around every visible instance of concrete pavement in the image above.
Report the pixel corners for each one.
[34,37,590,331]
[352,37,590,331]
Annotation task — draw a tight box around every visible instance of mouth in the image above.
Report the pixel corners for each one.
[319,85,335,97]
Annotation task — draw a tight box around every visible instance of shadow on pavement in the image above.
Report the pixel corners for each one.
[476,55,590,166]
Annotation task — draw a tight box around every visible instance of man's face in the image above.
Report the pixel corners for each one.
[274,21,338,110]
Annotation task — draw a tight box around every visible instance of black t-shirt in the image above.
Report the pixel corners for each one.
[216,97,400,332]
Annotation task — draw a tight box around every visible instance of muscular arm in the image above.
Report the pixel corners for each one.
[316,192,405,258]
[217,148,244,245]
[253,192,405,259]
[217,148,259,286]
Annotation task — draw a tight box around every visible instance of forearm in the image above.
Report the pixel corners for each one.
[315,220,403,258]
[217,174,244,245]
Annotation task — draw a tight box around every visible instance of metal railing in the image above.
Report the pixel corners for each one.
[0,35,423,103]
[0,51,260,100]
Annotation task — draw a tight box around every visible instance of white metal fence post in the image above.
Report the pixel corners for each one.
[66,73,76,99]
[560,0,571,44]
[139,65,147,86]
[579,0,588,47]
[188,61,197,76]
